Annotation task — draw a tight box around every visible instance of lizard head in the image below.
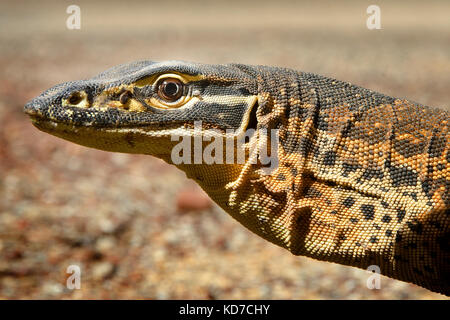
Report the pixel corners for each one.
[24,60,260,162]
[24,60,282,251]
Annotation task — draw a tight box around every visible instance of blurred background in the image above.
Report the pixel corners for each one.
[0,0,449,299]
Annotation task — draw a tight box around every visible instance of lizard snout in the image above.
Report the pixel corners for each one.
[24,98,45,119]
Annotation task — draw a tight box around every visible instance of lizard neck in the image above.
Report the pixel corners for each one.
[206,67,449,294]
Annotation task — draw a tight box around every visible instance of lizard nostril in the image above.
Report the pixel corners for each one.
[68,92,83,105]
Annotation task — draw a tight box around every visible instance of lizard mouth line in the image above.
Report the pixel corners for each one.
[28,116,172,134]
[25,107,178,131]
[26,111,212,137]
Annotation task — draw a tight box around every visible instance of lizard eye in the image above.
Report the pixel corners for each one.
[157,78,184,102]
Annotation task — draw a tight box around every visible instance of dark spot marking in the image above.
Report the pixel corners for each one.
[361,204,375,220]
[380,201,389,208]
[277,173,286,181]
[369,236,378,243]
[343,197,355,208]
[397,209,406,223]
[422,179,432,198]
[389,165,418,187]
[323,151,337,166]
[350,218,358,224]
[297,137,314,158]
[381,215,392,223]
[429,129,446,158]
[361,168,384,180]
[316,115,329,131]
[426,164,434,178]
[393,137,425,158]
[385,230,393,237]
[342,162,362,177]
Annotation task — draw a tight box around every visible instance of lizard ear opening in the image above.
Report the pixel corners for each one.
[246,100,258,131]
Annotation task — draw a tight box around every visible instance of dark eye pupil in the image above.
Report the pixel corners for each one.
[164,82,179,96]
[158,78,183,101]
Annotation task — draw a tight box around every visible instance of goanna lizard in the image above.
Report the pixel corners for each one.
[24,61,449,295]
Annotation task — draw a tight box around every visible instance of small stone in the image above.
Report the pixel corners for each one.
[92,262,115,280]
[42,281,64,296]
[98,218,116,233]
[95,236,116,253]
[176,189,212,213]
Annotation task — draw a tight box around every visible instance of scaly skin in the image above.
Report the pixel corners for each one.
[24,61,449,295]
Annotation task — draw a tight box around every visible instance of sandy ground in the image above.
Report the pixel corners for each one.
[0,0,449,299]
